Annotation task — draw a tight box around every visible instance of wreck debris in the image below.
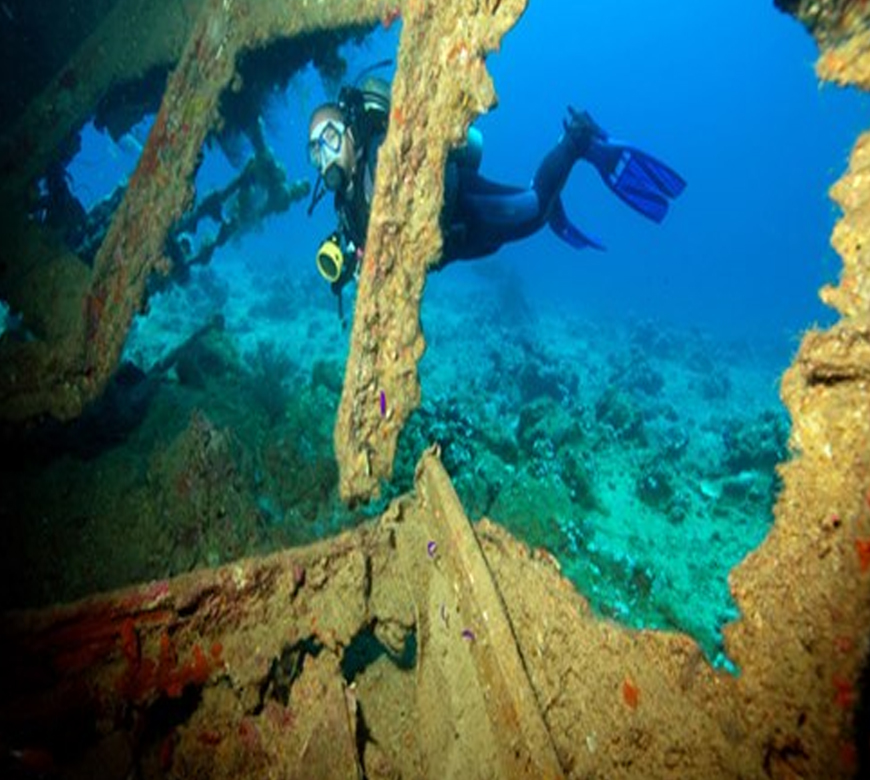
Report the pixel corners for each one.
[0,0,869,777]
[389,446,564,778]
[1,441,867,777]
[0,452,566,779]
[0,531,374,778]
[334,0,529,502]
[775,0,870,46]
[0,0,394,423]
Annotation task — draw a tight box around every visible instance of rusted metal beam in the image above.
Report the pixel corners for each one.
[392,446,565,778]
[334,0,528,502]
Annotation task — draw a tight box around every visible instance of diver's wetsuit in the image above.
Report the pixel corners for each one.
[441,133,581,263]
[332,125,585,281]
[325,106,685,303]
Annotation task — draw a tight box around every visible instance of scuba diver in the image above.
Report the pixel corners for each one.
[307,70,686,321]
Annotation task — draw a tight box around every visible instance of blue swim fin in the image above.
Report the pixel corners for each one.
[549,197,605,251]
[585,137,686,224]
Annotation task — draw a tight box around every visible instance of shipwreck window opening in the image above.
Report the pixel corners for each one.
[400,2,869,671]
[26,114,158,265]
[66,115,152,211]
[123,24,402,368]
[35,63,171,261]
[121,26,403,382]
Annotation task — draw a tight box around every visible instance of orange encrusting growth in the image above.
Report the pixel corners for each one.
[622,677,640,709]
[854,537,870,572]
[115,623,224,702]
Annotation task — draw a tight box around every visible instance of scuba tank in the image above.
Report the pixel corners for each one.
[338,60,393,146]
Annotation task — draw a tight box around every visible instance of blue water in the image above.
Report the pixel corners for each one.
[68,2,867,349]
[477,1,867,343]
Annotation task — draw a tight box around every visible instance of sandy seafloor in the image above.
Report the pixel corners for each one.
[110,243,786,670]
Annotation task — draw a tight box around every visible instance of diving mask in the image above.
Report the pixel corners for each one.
[308,119,348,191]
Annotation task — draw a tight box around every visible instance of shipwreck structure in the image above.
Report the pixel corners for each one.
[0,0,869,777]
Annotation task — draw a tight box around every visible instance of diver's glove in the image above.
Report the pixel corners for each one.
[316,233,345,283]
[563,107,606,158]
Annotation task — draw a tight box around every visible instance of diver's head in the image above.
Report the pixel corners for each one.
[308,104,356,194]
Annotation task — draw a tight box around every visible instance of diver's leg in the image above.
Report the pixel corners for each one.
[457,111,602,237]
[532,108,604,213]
[446,171,539,260]
[444,112,605,261]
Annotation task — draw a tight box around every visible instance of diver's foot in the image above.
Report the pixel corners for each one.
[563,106,606,158]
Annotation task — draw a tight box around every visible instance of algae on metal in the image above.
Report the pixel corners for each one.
[0,0,394,422]
[391,447,563,779]
[333,0,528,502]
[775,0,870,46]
